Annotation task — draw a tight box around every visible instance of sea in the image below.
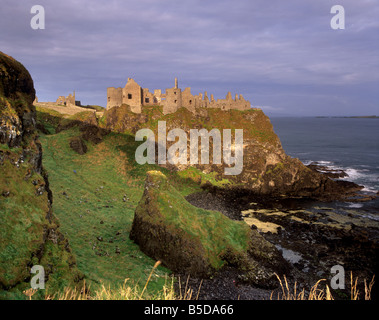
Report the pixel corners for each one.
[270,117,379,220]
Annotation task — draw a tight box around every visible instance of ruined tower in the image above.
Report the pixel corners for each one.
[106,77,251,114]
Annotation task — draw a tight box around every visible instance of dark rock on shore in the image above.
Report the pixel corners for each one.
[306,162,348,179]
[186,189,379,300]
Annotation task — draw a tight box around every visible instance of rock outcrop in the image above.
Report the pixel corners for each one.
[102,105,363,202]
[130,171,289,287]
[0,52,83,298]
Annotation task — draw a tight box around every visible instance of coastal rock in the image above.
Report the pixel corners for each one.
[306,162,348,179]
[102,105,362,201]
[130,171,289,287]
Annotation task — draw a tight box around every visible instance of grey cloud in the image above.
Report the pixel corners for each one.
[0,0,378,116]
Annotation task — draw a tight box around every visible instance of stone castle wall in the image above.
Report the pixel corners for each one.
[106,78,251,114]
[55,92,79,107]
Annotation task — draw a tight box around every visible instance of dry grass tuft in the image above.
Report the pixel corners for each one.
[271,272,375,300]
[44,261,201,300]
[36,263,376,301]
[177,275,203,300]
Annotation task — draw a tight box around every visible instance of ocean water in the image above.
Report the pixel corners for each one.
[270,117,379,218]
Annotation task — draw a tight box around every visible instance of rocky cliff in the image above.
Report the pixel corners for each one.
[0,52,83,298]
[102,104,362,201]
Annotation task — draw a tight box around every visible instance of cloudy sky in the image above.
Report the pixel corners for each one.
[1,0,378,116]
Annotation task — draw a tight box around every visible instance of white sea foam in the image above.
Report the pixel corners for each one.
[360,214,379,222]
[302,160,313,166]
[345,168,364,179]
[362,186,378,193]
[302,160,378,192]
[347,203,364,209]
[317,160,333,165]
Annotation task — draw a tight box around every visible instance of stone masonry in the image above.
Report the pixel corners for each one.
[55,91,81,107]
[107,78,251,114]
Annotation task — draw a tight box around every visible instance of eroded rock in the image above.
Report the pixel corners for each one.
[130,171,289,287]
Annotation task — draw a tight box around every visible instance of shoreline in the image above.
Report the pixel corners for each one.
[183,189,379,300]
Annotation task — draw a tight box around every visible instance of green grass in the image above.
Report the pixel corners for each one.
[39,129,165,291]
[0,160,47,286]
[35,106,63,134]
[0,144,83,299]
[37,119,216,294]
[138,171,251,270]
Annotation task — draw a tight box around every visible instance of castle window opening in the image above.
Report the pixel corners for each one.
[128,94,132,99]
[145,98,150,103]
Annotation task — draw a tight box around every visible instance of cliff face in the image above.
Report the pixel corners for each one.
[102,105,361,201]
[130,171,289,287]
[0,52,82,298]
[0,52,35,148]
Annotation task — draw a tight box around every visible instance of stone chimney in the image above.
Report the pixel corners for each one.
[174,78,178,89]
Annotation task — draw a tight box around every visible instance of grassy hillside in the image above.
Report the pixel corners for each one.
[36,107,227,296]
[0,146,82,299]
[131,170,252,275]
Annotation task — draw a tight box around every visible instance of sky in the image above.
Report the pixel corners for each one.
[1,0,378,116]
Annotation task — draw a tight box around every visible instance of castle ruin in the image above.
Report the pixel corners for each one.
[56,91,81,107]
[107,78,251,114]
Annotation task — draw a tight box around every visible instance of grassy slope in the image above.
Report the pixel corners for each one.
[0,52,83,299]
[37,108,219,295]
[0,155,47,286]
[135,171,251,271]
[0,151,82,299]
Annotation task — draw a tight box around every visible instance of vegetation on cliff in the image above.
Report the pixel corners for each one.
[100,104,362,201]
[130,170,251,275]
[0,52,83,299]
